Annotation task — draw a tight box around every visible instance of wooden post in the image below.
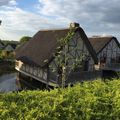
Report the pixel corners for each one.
[46,65,49,89]
[17,72,20,81]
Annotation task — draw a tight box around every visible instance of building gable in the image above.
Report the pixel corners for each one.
[97,37,120,55]
[4,45,14,51]
[49,30,97,78]
[98,38,120,59]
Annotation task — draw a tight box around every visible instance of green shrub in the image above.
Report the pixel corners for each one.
[0,79,120,120]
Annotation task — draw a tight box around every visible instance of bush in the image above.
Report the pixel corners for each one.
[0,79,120,120]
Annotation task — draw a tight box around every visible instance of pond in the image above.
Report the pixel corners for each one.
[0,72,48,92]
[0,73,21,92]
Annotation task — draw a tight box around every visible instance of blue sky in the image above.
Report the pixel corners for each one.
[0,0,120,41]
[17,0,39,12]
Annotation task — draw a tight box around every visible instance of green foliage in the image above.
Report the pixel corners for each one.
[1,40,18,46]
[1,79,120,119]
[0,51,15,61]
[53,28,87,87]
[20,36,31,44]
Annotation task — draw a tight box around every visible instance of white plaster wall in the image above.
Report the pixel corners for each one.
[88,57,95,71]
[16,60,47,80]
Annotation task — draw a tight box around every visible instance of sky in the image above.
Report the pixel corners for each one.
[0,0,120,41]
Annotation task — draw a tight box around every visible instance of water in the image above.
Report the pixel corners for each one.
[0,73,21,92]
[0,73,52,93]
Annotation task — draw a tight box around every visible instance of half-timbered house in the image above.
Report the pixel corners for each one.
[4,43,17,52]
[89,36,120,71]
[15,23,98,87]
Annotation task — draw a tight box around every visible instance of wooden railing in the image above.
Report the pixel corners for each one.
[15,64,59,87]
[66,70,102,85]
[100,63,120,71]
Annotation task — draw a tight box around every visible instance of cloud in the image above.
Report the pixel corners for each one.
[0,0,120,40]
[9,0,17,6]
[38,0,120,36]
[0,0,17,6]
[0,5,70,40]
[0,0,10,6]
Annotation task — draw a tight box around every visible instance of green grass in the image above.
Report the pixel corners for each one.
[1,79,120,120]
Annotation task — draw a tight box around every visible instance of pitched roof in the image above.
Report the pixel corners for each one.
[15,26,98,67]
[4,43,17,51]
[10,43,17,49]
[89,36,120,54]
[0,40,4,46]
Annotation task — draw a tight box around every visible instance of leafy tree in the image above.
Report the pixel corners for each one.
[58,29,86,87]
[20,36,31,44]
[47,27,87,88]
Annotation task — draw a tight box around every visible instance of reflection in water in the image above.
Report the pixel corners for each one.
[19,73,52,90]
[0,73,21,92]
[0,73,52,92]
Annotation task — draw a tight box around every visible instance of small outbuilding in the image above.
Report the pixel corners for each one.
[89,36,120,71]
[4,43,17,52]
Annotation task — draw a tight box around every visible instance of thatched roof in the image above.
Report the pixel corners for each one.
[0,40,4,49]
[9,43,17,49]
[89,36,120,54]
[4,43,17,51]
[15,26,98,67]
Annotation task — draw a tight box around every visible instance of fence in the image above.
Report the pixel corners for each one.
[100,63,120,71]
[66,70,102,85]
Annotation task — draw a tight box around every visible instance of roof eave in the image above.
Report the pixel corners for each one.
[76,27,98,64]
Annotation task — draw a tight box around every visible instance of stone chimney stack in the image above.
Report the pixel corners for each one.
[70,22,79,28]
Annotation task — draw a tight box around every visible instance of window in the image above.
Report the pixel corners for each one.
[83,60,89,71]
[111,58,116,63]
[100,56,106,64]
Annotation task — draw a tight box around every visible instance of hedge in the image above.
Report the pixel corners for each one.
[0,79,120,120]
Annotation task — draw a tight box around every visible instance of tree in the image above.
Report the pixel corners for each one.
[20,36,31,44]
[56,28,86,88]
[48,27,87,88]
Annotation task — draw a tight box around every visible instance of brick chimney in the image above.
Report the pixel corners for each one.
[70,22,79,28]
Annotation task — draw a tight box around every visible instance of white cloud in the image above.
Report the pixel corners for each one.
[0,5,70,40]
[37,0,120,38]
[9,0,17,6]
[0,0,17,6]
[0,0,10,6]
[0,0,120,40]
